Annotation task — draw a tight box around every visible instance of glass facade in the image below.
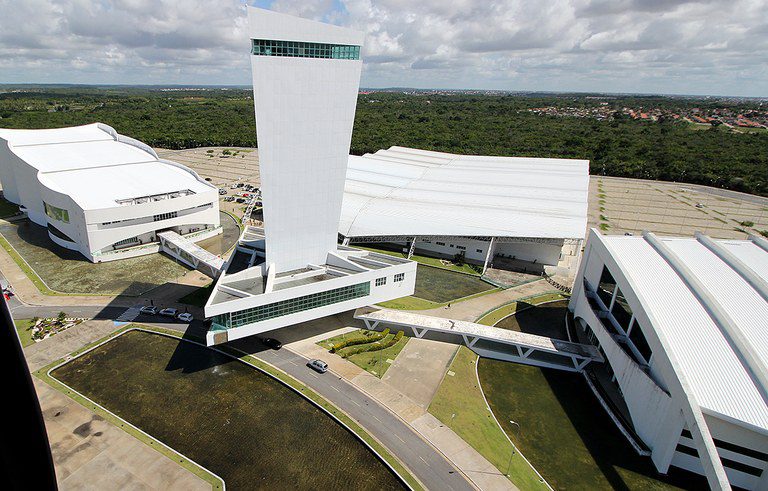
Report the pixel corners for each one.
[597,266,616,308]
[394,273,405,282]
[212,282,370,331]
[628,321,653,363]
[44,202,69,223]
[251,39,361,60]
[611,287,633,331]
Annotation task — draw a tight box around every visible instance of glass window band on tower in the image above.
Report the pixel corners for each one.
[251,39,361,60]
[211,282,370,331]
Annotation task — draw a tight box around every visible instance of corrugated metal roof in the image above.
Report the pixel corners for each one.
[601,234,768,431]
[340,146,589,239]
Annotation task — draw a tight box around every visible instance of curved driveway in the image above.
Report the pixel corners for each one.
[239,341,476,491]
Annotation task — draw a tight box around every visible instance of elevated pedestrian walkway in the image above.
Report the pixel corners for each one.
[158,231,225,279]
[354,307,603,372]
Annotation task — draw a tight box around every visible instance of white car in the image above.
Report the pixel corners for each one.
[159,308,178,318]
[177,312,194,323]
[140,306,158,315]
[307,359,328,373]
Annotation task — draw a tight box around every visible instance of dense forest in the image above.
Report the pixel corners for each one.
[0,86,766,196]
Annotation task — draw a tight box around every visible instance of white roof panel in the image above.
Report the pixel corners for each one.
[0,123,214,210]
[340,146,589,239]
[601,234,768,431]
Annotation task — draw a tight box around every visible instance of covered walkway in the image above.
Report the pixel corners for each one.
[158,231,225,279]
[354,307,603,372]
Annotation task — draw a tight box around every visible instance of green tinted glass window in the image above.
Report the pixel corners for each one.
[252,39,360,60]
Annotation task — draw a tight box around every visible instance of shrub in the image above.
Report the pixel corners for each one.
[340,330,404,358]
[330,328,389,353]
[739,220,755,228]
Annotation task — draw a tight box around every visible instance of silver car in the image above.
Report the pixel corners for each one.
[307,359,328,373]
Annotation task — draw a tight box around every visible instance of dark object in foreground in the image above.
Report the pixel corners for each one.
[262,337,282,350]
[0,295,58,489]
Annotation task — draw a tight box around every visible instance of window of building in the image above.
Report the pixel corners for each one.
[476,249,483,253]
[611,287,633,331]
[449,244,455,248]
[375,277,387,287]
[213,282,371,330]
[456,245,466,250]
[597,266,617,309]
[251,39,361,60]
[628,321,653,363]
[47,223,74,243]
[113,236,139,248]
[153,211,178,222]
[436,242,446,246]
[44,202,69,223]
[394,273,405,282]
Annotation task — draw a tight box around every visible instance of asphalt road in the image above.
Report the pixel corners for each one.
[8,285,476,491]
[245,342,476,491]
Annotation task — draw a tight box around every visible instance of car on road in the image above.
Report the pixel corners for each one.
[177,312,194,322]
[307,359,328,373]
[262,337,282,350]
[159,307,178,318]
[140,306,158,315]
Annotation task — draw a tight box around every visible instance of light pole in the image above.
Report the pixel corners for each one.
[506,420,521,477]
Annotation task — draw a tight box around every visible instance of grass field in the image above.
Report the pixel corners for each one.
[413,264,493,303]
[478,361,706,490]
[476,292,568,326]
[14,318,35,347]
[428,347,548,490]
[353,245,481,275]
[0,198,19,219]
[494,300,570,340]
[318,330,410,378]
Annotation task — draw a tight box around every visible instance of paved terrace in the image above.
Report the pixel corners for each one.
[355,307,603,372]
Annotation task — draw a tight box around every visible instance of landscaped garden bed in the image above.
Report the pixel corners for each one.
[22,313,83,343]
[318,329,410,378]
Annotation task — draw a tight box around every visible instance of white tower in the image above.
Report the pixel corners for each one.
[248,7,364,272]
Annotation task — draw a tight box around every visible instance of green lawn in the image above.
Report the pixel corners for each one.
[317,330,410,378]
[476,292,568,326]
[0,198,19,219]
[413,264,494,303]
[494,300,570,340]
[377,287,499,310]
[14,318,35,347]
[179,282,214,307]
[478,360,706,490]
[353,245,481,275]
[428,347,548,490]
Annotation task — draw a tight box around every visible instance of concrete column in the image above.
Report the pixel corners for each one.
[482,237,496,275]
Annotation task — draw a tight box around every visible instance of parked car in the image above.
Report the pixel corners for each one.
[204,177,212,181]
[262,337,282,350]
[140,306,158,315]
[236,198,245,203]
[307,359,328,373]
[159,308,178,317]
[237,182,244,188]
[177,312,194,323]
[219,189,227,195]
[230,184,238,189]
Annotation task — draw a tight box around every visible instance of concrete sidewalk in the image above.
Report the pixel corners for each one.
[288,329,517,491]
[416,279,558,322]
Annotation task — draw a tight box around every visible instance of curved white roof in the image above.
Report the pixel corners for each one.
[340,146,589,239]
[600,233,768,432]
[0,123,214,210]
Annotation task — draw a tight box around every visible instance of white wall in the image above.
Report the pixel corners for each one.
[249,7,364,272]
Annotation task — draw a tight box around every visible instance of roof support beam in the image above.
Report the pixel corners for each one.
[696,232,768,303]
[749,233,768,253]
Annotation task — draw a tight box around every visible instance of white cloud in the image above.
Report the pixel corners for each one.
[0,0,765,96]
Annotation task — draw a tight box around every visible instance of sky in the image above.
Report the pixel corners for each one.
[0,0,766,97]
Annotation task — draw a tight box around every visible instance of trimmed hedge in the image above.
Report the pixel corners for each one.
[330,328,389,353]
[340,330,405,358]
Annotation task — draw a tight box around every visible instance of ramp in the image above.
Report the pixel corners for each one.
[354,307,603,372]
[158,231,225,279]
